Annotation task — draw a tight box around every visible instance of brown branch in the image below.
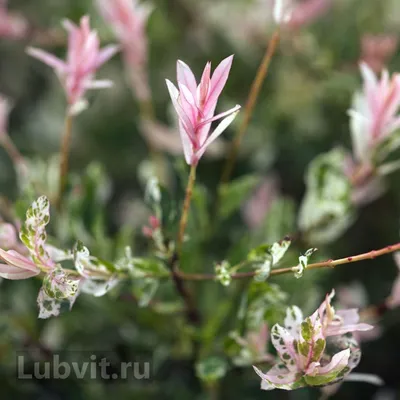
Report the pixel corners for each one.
[177,164,197,256]
[220,30,281,185]
[168,252,201,325]
[175,242,400,281]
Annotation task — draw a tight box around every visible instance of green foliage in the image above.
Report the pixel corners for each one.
[0,0,399,398]
[247,238,291,281]
[20,195,53,268]
[293,248,318,279]
[196,356,228,383]
[218,175,260,220]
[215,261,232,287]
[243,281,288,330]
[298,148,354,244]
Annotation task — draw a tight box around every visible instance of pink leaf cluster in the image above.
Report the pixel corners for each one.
[0,195,56,281]
[349,63,400,164]
[142,215,160,238]
[27,16,119,115]
[166,56,241,165]
[0,197,79,318]
[319,290,373,337]
[97,0,152,101]
[253,290,373,390]
[0,0,28,39]
[97,0,151,67]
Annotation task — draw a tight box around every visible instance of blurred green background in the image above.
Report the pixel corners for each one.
[1,0,400,399]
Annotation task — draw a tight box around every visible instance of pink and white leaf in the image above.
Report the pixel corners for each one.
[166,56,240,165]
[204,55,234,115]
[0,248,40,279]
[0,222,18,249]
[253,365,301,391]
[37,288,61,319]
[27,16,118,113]
[284,305,303,337]
[270,324,299,371]
[20,196,54,270]
[317,349,350,376]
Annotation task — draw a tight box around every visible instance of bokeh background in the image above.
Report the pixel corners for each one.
[1,0,400,399]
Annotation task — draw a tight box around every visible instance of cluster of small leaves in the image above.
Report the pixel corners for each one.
[292,248,318,278]
[247,237,291,281]
[215,261,232,287]
[254,302,364,390]
[43,267,79,300]
[73,241,120,297]
[196,356,229,384]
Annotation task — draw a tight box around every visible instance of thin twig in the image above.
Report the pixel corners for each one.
[168,252,201,325]
[220,30,280,185]
[177,164,197,256]
[174,242,400,281]
[0,134,25,166]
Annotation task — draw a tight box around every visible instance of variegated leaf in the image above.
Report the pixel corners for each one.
[19,196,54,270]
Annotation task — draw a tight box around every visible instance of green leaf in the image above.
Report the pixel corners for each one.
[37,288,61,319]
[215,261,232,287]
[270,238,291,264]
[293,248,318,278]
[245,282,288,330]
[132,278,159,308]
[129,258,169,278]
[43,267,79,300]
[20,196,53,269]
[300,318,314,342]
[145,177,162,208]
[298,148,354,244]
[259,197,296,244]
[247,238,291,282]
[196,356,228,383]
[219,175,260,220]
[73,241,120,297]
[304,370,343,387]
[312,338,326,362]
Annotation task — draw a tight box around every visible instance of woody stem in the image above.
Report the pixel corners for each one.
[175,242,400,281]
[220,29,280,185]
[0,133,26,170]
[177,163,197,257]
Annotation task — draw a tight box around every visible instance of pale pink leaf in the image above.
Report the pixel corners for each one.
[0,263,39,280]
[196,105,240,160]
[177,60,197,96]
[26,47,66,72]
[0,248,40,273]
[318,349,350,375]
[204,55,234,115]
